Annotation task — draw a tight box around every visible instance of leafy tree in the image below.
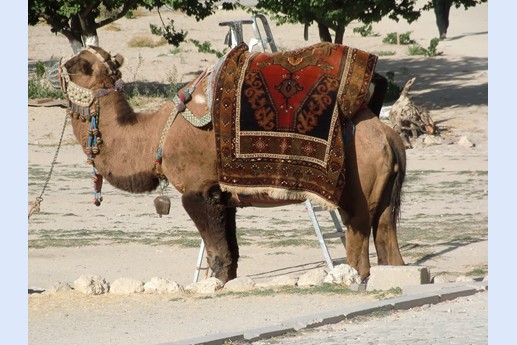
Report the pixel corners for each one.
[255,0,421,44]
[422,0,487,11]
[255,0,487,44]
[28,0,231,53]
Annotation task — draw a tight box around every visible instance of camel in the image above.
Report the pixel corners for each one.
[56,46,406,283]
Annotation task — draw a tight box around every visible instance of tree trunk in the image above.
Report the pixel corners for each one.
[64,14,100,53]
[317,22,332,42]
[334,25,345,44]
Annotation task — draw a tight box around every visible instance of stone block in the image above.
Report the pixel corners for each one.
[388,293,441,310]
[243,325,296,342]
[159,332,244,345]
[366,265,431,291]
[439,286,478,301]
[341,300,395,319]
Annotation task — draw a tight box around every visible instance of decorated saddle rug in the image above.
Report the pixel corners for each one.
[211,42,377,209]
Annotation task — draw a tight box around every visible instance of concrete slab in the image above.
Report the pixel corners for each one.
[159,331,244,345]
[243,325,296,342]
[367,265,431,291]
[389,292,441,310]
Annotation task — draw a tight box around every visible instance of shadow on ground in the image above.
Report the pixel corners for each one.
[375,56,488,109]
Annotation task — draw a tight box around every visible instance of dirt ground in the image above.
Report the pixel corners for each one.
[28,2,487,344]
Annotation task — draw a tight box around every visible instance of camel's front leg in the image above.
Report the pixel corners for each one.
[181,184,239,283]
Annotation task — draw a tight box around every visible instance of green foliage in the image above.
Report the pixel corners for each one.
[353,23,377,37]
[254,0,422,43]
[256,0,421,28]
[150,21,186,47]
[189,39,226,58]
[407,44,427,56]
[422,0,487,11]
[28,1,234,50]
[384,71,402,103]
[426,37,441,57]
[382,31,416,45]
[34,61,46,78]
[407,38,442,57]
[28,61,64,99]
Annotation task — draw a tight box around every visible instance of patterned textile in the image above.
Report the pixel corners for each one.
[212,43,377,209]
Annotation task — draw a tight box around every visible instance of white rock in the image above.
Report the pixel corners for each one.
[483,275,488,282]
[432,274,455,284]
[46,282,73,294]
[110,278,144,294]
[297,268,328,287]
[455,275,475,282]
[74,275,109,295]
[256,276,298,288]
[422,134,444,146]
[458,136,475,147]
[224,277,256,292]
[185,277,224,294]
[324,264,362,286]
[144,277,183,294]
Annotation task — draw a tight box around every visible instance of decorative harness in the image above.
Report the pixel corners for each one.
[59,47,209,206]
[58,47,123,206]
[154,69,209,177]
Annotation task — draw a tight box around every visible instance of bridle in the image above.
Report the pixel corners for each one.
[56,47,124,206]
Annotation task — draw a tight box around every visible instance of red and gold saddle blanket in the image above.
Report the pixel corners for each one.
[212,42,377,209]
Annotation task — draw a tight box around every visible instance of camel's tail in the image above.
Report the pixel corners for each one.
[387,131,406,226]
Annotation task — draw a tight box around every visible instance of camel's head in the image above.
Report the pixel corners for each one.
[56,46,125,95]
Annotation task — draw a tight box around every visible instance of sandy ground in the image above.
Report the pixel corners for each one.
[28,2,487,344]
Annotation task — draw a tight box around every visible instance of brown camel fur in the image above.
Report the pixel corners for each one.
[60,47,405,282]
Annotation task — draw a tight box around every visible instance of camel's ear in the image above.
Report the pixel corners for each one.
[64,56,93,76]
[111,53,124,68]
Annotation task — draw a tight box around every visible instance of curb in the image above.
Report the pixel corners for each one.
[159,281,488,345]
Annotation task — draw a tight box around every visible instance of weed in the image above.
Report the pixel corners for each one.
[28,61,64,99]
[407,44,428,56]
[407,38,442,57]
[103,23,121,32]
[369,286,402,299]
[425,38,442,57]
[169,47,181,55]
[465,265,488,277]
[127,35,167,48]
[382,31,415,45]
[353,24,377,37]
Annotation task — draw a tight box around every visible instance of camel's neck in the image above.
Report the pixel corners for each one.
[70,91,174,193]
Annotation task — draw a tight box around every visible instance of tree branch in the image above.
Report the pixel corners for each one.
[95,0,140,29]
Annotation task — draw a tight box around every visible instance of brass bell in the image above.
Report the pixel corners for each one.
[154,195,171,217]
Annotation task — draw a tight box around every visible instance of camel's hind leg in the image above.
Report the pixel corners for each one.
[181,183,238,283]
[343,211,372,280]
[372,124,406,266]
[372,205,405,266]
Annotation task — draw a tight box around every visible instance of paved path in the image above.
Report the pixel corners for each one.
[165,282,488,345]
[254,290,488,345]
